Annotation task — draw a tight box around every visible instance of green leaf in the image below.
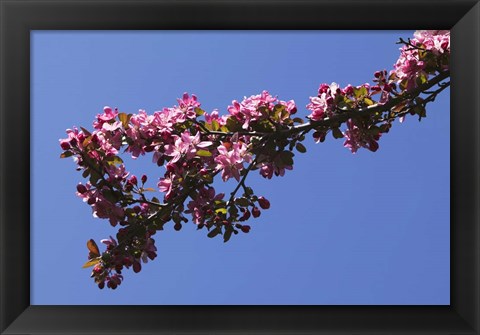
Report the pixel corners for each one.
[332,128,344,139]
[211,119,220,131]
[413,105,427,118]
[215,208,227,215]
[89,170,102,185]
[354,87,368,99]
[82,258,100,268]
[235,197,250,207]
[103,189,118,203]
[203,122,213,131]
[118,113,131,128]
[82,136,93,148]
[273,104,286,120]
[207,227,221,238]
[60,151,73,158]
[369,126,381,137]
[195,107,205,116]
[223,228,233,243]
[392,100,407,113]
[364,98,374,106]
[416,73,428,86]
[201,173,213,184]
[80,127,92,136]
[142,187,156,192]
[105,155,123,165]
[196,149,212,157]
[226,117,241,132]
[295,143,307,153]
[82,169,90,178]
[275,151,294,168]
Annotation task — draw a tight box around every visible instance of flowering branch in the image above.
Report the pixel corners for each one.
[60,30,450,289]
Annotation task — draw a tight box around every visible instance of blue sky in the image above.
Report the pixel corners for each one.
[31,31,450,305]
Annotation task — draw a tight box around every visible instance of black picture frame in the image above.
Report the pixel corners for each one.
[1,0,479,334]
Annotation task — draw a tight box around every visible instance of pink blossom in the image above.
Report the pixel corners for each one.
[392,30,450,90]
[94,130,122,156]
[93,106,119,130]
[279,99,297,114]
[258,162,293,179]
[141,237,157,263]
[413,30,450,55]
[164,131,212,163]
[227,90,278,129]
[152,108,175,134]
[105,163,129,183]
[393,52,426,89]
[343,119,380,154]
[158,174,174,200]
[101,236,118,248]
[177,92,200,120]
[205,109,228,126]
[76,184,125,226]
[125,127,147,158]
[306,96,328,121]
[102,121,122,132]
[186,187,224,225]
[307,83,341,121]
[93,196,124,226]
[60,127,85,151]
[214,142,252,181]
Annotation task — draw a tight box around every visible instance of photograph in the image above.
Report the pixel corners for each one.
[33,30,449,305]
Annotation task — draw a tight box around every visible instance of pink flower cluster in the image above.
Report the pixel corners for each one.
[343,119,381,154]
[89,234,157,289]
[393,30,450,90]
[228,90,297,130]
[306,82,342,121]
[306,30,449,153]
[60,30,450,289]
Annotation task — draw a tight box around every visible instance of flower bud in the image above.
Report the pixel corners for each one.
[76,184,87,194]
[141,175,148,184]
[240,210,251,221]
[252,207,261,218]
[133,261,142,273]
[241,225,251,233]
[257,197,270,209]
[129,175,138,186]
[60,140,70,150]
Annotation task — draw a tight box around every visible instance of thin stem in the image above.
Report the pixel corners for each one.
[227,159,257,206]
[274,70,450,138]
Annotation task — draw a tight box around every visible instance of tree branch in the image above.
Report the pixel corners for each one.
[275,70,450,138]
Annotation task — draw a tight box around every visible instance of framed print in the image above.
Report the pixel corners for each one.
[1,0,479,334]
